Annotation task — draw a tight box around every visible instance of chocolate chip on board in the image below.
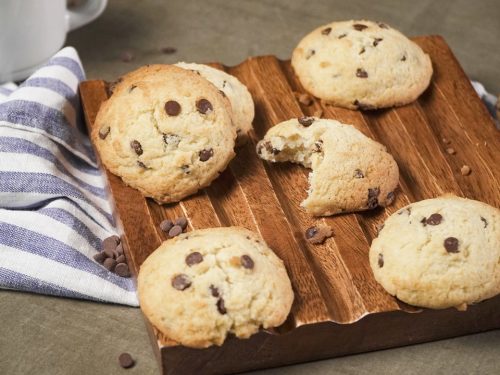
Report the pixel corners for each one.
[168,225,183,238]
[115,263,131,278]
[93,252,106,264]
[175,217,188,230]
[159,219,174,233]
[171,274,191,290]
[116,254,126,264]
[103,235,120,249]
[118,353,135,369]
[103,258,117,272]
[353,23,368,31]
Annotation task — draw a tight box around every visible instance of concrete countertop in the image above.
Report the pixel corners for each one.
[1,0,498,374]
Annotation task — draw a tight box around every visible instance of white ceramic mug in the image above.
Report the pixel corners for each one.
[0,0,107,82]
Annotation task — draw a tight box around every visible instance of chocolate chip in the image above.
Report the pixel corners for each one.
[199,148,214,162]
[160,46,177,54]
[116,243,124,256]
[186,252,203,266]
[321,27,332,35]
[338,33,347,39]
[128,85,137,93]
[359,47,366,55]
[444,237,459,253]
[354,169,364,178]
[240,255,254,269]
[305,49,315,59]
[373,38,383,47]
[367,188,380,209]
[386,191,395,205]
[98,126,110,140]
[353,100,375,110]
[356,68,368,78]
[165,100,181,116]
[116,254,126,264]
[305,224,333,244]
[159,219,173,233]
[401,55,407,62]
[481,217,488,228]
[298,116,314,127]
[93,252,106,264]
[426,213,443,225]
[172,274,191,290]
[168,225,183,238]
[196,98,213,114]
[378,253,384,268]
[313,140,323,153]
[130,140,143,155]
[163,133,181,148]
[118,353,135,369]
[222,80,227,88]
[377,22,389,29]
[137,161,148,169]
[353,23,368,31]
[103,258,117,272]
[420,217,427,226]
[216,298,227,314]
[103,235,120,251]
[175,217,188,230]
[210,285,220,297]
[115,263,130,277]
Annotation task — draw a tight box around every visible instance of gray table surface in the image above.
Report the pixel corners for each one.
[1,0,499,374]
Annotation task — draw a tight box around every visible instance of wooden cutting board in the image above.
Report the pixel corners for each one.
[80,35,500,375]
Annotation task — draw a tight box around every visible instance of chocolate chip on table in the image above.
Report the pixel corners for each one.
[378,253,384,268]
[103,235,120,249]
[120,51,134,63]
[210,285,220,297]
[353,169,364,178]
[460,165,471,176]
[103,258,117,272]
[172,274,191,290]
[164,100,181,116]
[353,23,368,31]
[356,68,368,78]
[93,252,106,264]
[426,213,443,225]
[444,237,459,253]
[168,225,183,238]
[196,98,213,114]
[118,353,135,369]
[199,148,214,162]
[373,38,383,46]
[240,255,254,269]
[104,247,116,259]
[480,216,488,228]
[116,255,126,264]
[298,116,315,127]
[175,217,188,230]
[321,27,332,35]
[186,252,203,266]
[98,126,110,140]
[130,140,143,155]
[216,298,227,314]
[367,187,380,209]
[115,263,130,278]
[159,219,174,233]
[305,224,333,244]
[160,46,177,54]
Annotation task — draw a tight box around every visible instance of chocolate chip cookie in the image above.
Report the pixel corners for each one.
[92,64,236,203]
[370,195,500,309]
[256,117,399,216]
[291,20,433,109]
[138,227,294,348]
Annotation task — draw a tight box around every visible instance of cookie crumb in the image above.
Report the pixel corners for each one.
[305,224,333,244]
[446,147,456,155]
[460,165,471,176]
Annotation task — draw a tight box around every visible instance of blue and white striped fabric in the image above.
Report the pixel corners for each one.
[0,47,138,306]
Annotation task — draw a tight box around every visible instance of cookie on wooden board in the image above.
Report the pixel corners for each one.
[138,227,294,348]
[370,195,500,309]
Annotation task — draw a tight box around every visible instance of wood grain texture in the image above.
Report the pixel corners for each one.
[80,35,500,375]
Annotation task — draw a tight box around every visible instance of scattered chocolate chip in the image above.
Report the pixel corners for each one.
[163,133,181,147]
[93,252,106,264]
[401,55,407,62]
[199,148,214,162]
[137,161,148,169]
[426,213,443,225]
[216,298,227,314]
[98,126,110,140]
[373,38,383,46]
[321,27,332,35]
[175,217,188,230]
[171,274,191,290]
[354,169,364,178]
[481,217,488,228]
[210,285,220,298]
[313,140,323,153]
[240,255,254,269]
[460,165,471,176]
[338,33,347,39]
[116,243,124,255]
[377,22,389,29]
[103,246,115,259]
[359,47,366,55]
[160,46,177,54]
[103,235,120,250]
[116,254,126,264]
[118,353,135,369]
[353,23,368,31]
[164,100,181,116]
[196,98,213,114]
[367,188,380,209]
[115,263,130,277]
[356,68,368,78]
[103,258,117,272]
[128,85,137,93]
[353,99,375,110]
[130,140,143,155]
[305,224,333,244]
[446,147,456,155]
[313,108,323,118]
[168,225,183,238]
[386,191,395,205]
[120,51,134,63]
[305,49,315,59]
[298,116,314,127]
[186,252,203,266]
[159,219,173,233]
[444,237,459,253]
[298,93,313,106]
[378,253,384,268]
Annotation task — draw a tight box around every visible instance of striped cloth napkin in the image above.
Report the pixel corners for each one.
[0,47,138,306]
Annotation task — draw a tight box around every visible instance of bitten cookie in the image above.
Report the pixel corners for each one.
[138,227,294,348]
[256,117,399,216]
[175,62,255,143]
[370,195,500,309]
[92,64,236,203]
[291,20,433,110]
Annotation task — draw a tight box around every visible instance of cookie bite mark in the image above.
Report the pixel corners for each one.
[196,98,213,114]
[240,255,254,269]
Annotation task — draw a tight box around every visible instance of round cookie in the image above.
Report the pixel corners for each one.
[92,64,236,203]
[256,117,399,216]
[138,227,294,348]
[175,62,255,143]
[370,195,500,309]
[291,20,433,110]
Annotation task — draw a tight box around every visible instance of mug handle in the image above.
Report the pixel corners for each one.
[66,0,108,31]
